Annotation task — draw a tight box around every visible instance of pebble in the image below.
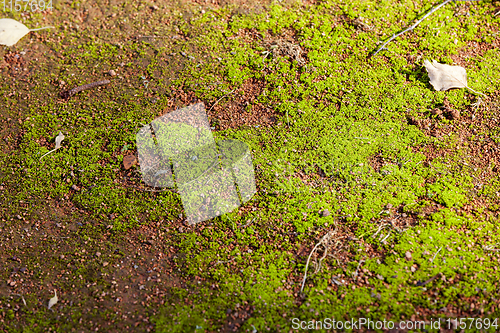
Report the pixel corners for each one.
[123,155,137,170]
[321,209,330,217]
[108,69,116,76]
[405,251,412,261]
[96,252,101,257]
[71,184,80,191]
[103,262,109,267]
[449,108,460,120]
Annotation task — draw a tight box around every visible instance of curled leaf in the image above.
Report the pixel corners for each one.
[48,290,58,310]
[40,132,65,160]
[54,131,65,149]
[0,18,54,46]
[424,59,484,96]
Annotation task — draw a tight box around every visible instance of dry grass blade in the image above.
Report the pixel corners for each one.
[300,225,345,293]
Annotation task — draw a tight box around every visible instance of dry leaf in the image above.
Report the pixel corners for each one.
[0,18,54,46]
[424,59,484,96]
[424,59,467,91]
[54,131,65,149]
[48,290,58,310]
[40,131,65,160]
[123,155,137,170]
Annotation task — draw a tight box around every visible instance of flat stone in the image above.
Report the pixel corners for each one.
[123,155,137,170]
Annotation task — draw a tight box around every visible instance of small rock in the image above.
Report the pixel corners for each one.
[123,155,137,170]
[449,108,460,120]
[71,184,80,191]
[120,62,125,67]
[376,274,384,280]
[431,108,443,116]
[385,203,393,209]
[60,255,65,259]
[321,209,330,217]
[96,252,101,257]
[410,266,416,272]
[405,251,412,261]
[59,80,66,86]
[108,69,116,76]
[139,285,145,290]
[103,262,109,267]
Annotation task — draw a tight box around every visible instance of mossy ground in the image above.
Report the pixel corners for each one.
[1,0,500,332]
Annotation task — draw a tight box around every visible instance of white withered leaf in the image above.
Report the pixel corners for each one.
[48,290,58,310]
[424,59,467,91]
[0,18,54,46]
[40,131,65,160]
[424,59,485,96]
[54,131,65,149]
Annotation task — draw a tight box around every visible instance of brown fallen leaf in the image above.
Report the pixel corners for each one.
[123,155,137,170]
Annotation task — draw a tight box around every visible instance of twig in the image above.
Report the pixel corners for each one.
[483,243,500,252]
[331,276,344,285]
[431,246,442,263]
[208,89,236,113]
[216,258,235,265]
[371,0,454,56]
[353,258,365,281]
[241,217,256,229]
[300,229,337,293]
[12,294,27,307]
[380,230,392,243]
[61,80,111,99]
[416,273,441,286]
[372,223,389,238]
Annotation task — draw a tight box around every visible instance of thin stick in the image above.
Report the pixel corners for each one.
[208,89,236,113]
[371,0,454,56]
[380,230,392,243]
[62,80,111,99]
[353,258,365,281]
[431,246,442,263]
